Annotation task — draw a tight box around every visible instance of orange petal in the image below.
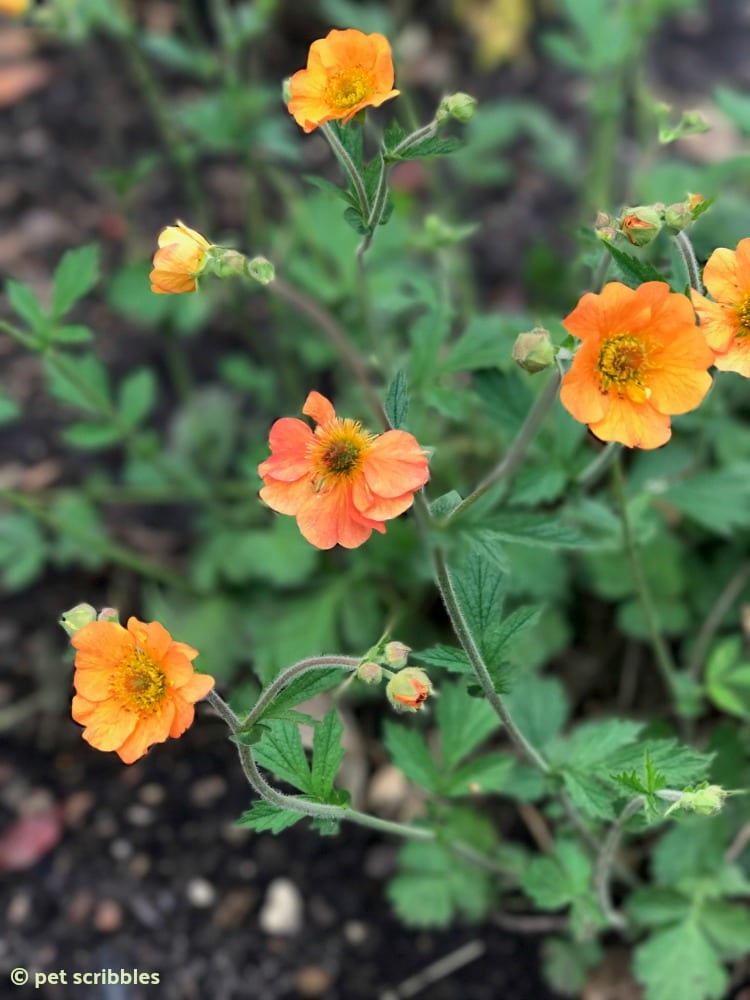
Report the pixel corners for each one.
[351,477,416,520]
[176,672,214,703]
[559,342,609,424]
[74,666,114,702]
[115,703,175,764]
[72,621,133,671]
[258,417,313,481]
[303,391,336,426]
[150,269,197,294]
[691,291,739,353]
[161,648,195,687]
[589,397,671,449]
[128,618,172,662]
[71,693,97,723]
[295,483,380,549]
[361,431,429,498]
[259,475,313,516]
[168,694,196,738]
[80,699,138,753]
[714,338,750,377]
[702,246,742,305]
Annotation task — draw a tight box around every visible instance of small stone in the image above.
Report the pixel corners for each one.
[67,890,94,925]
[138,783,165,806]
[211,888,254,929]
[186,878,216,908]
[128,853,151,878]
[259,878,303,936]
[110,838,133,862]
[63,790,94,828]
[94,899,123,933]
[189,775,227,808]
[7,891,31,926]
[343,920,368,945]
[367,765,410,817]
[125,804,154,827]
[294,965,333,998]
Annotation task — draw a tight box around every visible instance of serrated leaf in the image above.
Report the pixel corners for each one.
[412,643,471,674]
[450,549,507,664]
[634,922,727,1000]
[236,799,305,834]
[436,680,500,771]
[6,279,46,330]
[118,367,157,430]
[429,490,462,519]
[259,667,346,722]
[543,938,602,999]
[522,840,591,910]
[652,817,728,884]
[701,901,750,960]
[311,709,345,801]
[342,205,368,234]
[44,353,112,414]
[392,135,463,160]
[605,739,712,790]
[52,244,100,318]
[604,242,669,289]
[561,770,615,820]
[50,324,95,344]
[387,872,454,927]
[253,719,312,794]
[626,887,690,929]
[551,718,644,769]
[383,720,440,792]
[384,369,409,428]
[504,673,569,750]
[474,511,591,549]
[662,465,750,536]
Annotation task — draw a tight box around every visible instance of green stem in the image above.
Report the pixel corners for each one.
[268,276,390,430]
[241,655,359,729]
[392,121,437,157]
[594,796,644,929]
[443,370,561,525]
[612,454,679,697]
[673,230,703,294]
[686,561,750,681]
[576,441,621,490]
[321,123,369,220]
[356,152,389,261]
[208,0,240,84]
[0,487,191,590]
[430,538,550,775]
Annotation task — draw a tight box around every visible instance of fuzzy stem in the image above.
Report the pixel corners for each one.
[321,123,369,220]
[612,454,679,698]
[686,561,750,681]
[356,152,389,261]
[576,441,621,489]
[241,655,359,729]
[594,796,644,929]
[443,370,561,525]
[673,229,703,294]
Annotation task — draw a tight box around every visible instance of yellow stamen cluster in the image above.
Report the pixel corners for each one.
[325,69,371,111]
[597,335,649,396]
[310,418,373,483]
[110,648,168,715]
[736,295,750,338]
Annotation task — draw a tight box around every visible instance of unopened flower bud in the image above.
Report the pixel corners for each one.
[386,667,433,712]
[664,201,692,232]
[687,192,705,212]
[247,256,275,285]
[594,211,613,229]
[596,226,618,243]
[281,77,292,104]
[96,607,120,623]
[620,206,662,246]
[690,785,728,816]
[512,327,555,374]
[383,641,411,668]
[436,92,477,125]
[59,603,97,637]
[357,660,383,685]
[210,248,248,279]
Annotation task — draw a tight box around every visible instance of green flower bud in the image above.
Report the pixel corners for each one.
[59,603,97,637]
[690,785,728,816]
[247,256,275,285]
[664,201,693,232]
[96,607,120,623]
[619,206,663,247]
[357,660,383,685]
[512,328,556,374]
[386,667,433,713]
[436,92,478,125]
[383,641,411,669]
[210,248,249,279]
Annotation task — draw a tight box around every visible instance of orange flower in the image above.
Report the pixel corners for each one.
[71,617,214,764]
[0,0,29,15]
[150,221,212,294]
[258,391,429,549]
[560,281,714,449]
[287,28,400,133]
[690,238,750,377]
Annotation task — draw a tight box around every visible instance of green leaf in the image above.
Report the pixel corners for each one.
[605,740,712,790]
[6,279,46,330]
[0,513,46,589]
[62,421,122,449]
[561,770,615,820]
[412,643,471,674]
[45,354,112,415]
[504,673,569,750]
[469,511,591,549]
[52,244,100,318]
[387,871,454,927]
[310,709,345,801]
[441,314,515,373]
[626,887,690,929]
[118,367,157,430]
[450,549,507,664]
[236,799,305,834]
[552,718,644,769]
[253,720,313,794]
[542,937,602,998]
[652,818,728,884]
[634,922,727,1000]
[383,720,440,792]
[661,465,750,536]
[603,242,669,289]
[440,752,514,797]
[705,636,750,719]
[260,667,347,723]
[522,840,591,910]
[714,85,750,136]
[701,900,750,960]
[436,680,499,771]
[384,369,409,429]
[50,324,95,344]
[391,135,463,161]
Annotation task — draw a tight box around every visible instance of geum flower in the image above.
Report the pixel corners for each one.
[71,617,214,764]
[691,237,750,377]
[0,0,29,15]
[287,28,399,133]
[560,281,714,449]
[150,221,211,294]
[258,391,429,549]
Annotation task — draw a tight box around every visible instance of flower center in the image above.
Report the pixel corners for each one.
[310,418,373,487]
[325,68,372,111]
[736,295,750,337]
[111,648,168,715]
[597,334,650,398]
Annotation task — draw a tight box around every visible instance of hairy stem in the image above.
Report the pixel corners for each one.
[673,229,703,294]
[612,454,679,698]
[686,560,750,681]
[321,123,369,220]
[241,655,359,730]
[594,796,644,929]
